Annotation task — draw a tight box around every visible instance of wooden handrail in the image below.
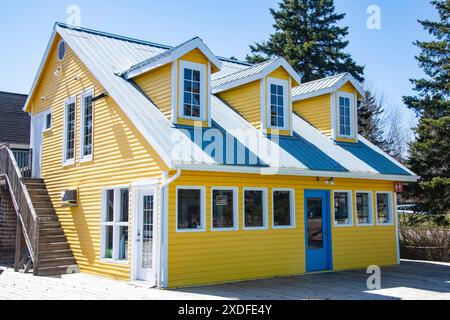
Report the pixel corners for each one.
[0,146,39,270]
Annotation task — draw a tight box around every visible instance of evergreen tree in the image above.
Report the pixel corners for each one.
[246,0,364,82]
[358,89,390,153]
[403,0,450,221]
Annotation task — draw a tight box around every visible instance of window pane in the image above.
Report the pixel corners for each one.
[178,189,202,230]
[184,104,192,117]
[142,195,154,268]
[46,113,52,129]
[106,189,114,222]
[184,68,192,80]
[357,193,371,224]
[377,193,391,224]
[244,190,264,228]
[104,226,113,259]
[274,191,292,227]
[118,226,128,260]
[335,192,350,225]
[212,190,235,229]
[193,70,200,82]
[120,189,129,222]
[307,198,323,249]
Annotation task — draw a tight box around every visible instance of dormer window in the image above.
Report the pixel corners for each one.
[267,78,289,131]
[180,61,207,121]
[337,92,355,138]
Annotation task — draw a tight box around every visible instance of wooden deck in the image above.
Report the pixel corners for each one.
[0,260,449,300]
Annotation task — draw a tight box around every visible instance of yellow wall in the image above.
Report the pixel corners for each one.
[30,34,165,280]
[293,94,332,137]
[218,80,262,130]
[167,171,397,288]
[134,64,172,120]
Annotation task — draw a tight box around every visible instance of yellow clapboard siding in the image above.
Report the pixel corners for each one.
[293,94,332,136]
[167,171,397,288]
[30,34,164,281]
[218,80,262,130]
[134,64,172,120]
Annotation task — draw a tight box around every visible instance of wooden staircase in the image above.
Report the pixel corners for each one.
[0,146,78,276]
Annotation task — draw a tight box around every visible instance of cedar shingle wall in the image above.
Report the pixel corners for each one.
[0,183,17,266]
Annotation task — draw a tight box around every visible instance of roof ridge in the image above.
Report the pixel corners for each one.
[212,59,274,81]
[0,91,28,96]
[298,72,348,86]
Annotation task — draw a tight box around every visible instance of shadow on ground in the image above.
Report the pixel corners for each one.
[173,260,450,300]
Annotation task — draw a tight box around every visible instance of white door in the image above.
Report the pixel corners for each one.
[32,113,46,178]
[135,188,157,283]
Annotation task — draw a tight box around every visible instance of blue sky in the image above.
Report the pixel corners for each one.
[0,0,437,127]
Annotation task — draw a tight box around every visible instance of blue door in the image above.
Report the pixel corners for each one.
[304,190,332,272]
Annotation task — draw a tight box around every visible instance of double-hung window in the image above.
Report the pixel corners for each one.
[63,97,76,165]
[177,187,206,232]
[268,78,289,130]
[243,188,268,230]
[334,191,353,226]
[180,61,206,121]
[376,192,393,225]
[356,191,373,225]
[80,90,94,162]
[211,187,238,231]
[101,188,129,262]
[272,189,295,228]
[338,92,354,138]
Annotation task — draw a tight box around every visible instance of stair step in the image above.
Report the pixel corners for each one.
[23,178,44,184]
[37,216,59,223]
[39,242,70,251]
[38,221,61,230]
[37,265,79,277]
[38,257,76,268]
[35,208,56,215]
[39,249,73,260]
[39,235,67,243]
[39,228,65,236]
[29,194,52,202]
[33,201,54,209]
[28,189,49,196]
[25,183,46,190]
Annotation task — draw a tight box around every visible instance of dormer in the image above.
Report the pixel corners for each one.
[212,58,301,136]
[292,73,364,143]
[122,37,222,128]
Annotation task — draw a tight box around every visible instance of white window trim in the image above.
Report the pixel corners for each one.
[272,188,296,229]
[100,187,130,264]
[179,60,208,122]
[243,187,268,231]
[333,190,354,227]
[336,91,356,139]
[62,96,76,167]
[79,89,94,163]
[211,187,238,232]
[376,191,394,226]
[176,186,206,233]
[267,77,290,131]
[355,191,374,226]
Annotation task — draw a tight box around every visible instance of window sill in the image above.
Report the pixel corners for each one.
[243,226,268,231]
[100,259,129,266]
[334,223,354,228]
[272,225,295,230]
[62,159,75,167]
[356,223,375,227]
[79,155,93,163]
[211,227,238,232]
[176,228,206,233]
[376,222,394,226]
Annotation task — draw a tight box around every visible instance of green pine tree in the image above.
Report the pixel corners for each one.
[358,89,390,153]
[246,0,364,82]
[403,0,450,223]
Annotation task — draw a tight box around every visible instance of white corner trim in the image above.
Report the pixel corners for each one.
[394,192,400,264]
[171,61,178,125]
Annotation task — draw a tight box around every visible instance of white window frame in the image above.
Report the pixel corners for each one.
[333,190,354,227]
[267,77,290,131]
[57,40,66,61]
[355,191,374,226]
[337,91,355,139]
[376,192,394,226]
[79,89,94,163]
[179,60,207,122]
[176,186,206,233]
[42,108,52,132]
[100,186,130,264]
[211,187,238,232]
[62,96,76,166]
[243,187,268,231]
[272,188,296,229]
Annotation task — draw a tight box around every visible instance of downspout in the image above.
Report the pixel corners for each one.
[158,169,181,289]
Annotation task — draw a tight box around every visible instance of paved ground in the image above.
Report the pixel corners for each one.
[0,260,448,300]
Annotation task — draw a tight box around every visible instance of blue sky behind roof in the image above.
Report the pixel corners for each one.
[0,0,437,130]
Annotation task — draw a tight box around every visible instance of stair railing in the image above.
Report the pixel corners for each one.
[0,146,39,273]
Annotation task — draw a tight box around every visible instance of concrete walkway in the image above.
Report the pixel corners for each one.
[0,260,448,300]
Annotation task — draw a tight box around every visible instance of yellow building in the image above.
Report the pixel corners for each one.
[21,23,418,288]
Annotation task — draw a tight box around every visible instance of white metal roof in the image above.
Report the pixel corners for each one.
[24,24,416,181]
[292,73,365,101]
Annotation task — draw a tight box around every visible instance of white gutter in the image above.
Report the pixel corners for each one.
[158,169,181,289]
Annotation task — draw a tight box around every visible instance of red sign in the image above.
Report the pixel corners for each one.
[394,182,404,193]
